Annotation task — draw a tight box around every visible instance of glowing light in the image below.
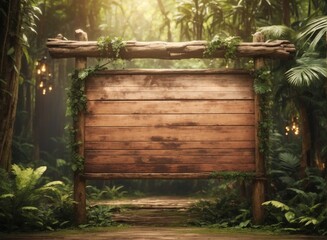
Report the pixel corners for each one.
[36,56,54,95]
[41,64,46,72]
[285,116,300,136]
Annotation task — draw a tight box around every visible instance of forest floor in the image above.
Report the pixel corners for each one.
[1,197,326,240]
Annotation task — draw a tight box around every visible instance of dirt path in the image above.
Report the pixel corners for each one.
[1,226,326,240]
[2,197,326,239]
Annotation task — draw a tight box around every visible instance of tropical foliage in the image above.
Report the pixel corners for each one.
[0,165,74,231]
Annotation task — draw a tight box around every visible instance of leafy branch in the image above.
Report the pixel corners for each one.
[204,35,241,61]
[97,36,125,59]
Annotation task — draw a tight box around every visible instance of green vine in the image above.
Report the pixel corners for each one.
[97,36,125,59]
[66,36,125,172]
[66,64,107,172]
[204,35,241,61]
[253,67,273,154]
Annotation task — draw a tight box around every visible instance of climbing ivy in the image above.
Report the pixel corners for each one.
[253,67,273,154]
[97,36,125,59]
[204,35,241,61]
[66,64,107,172]
[66,36,125,172]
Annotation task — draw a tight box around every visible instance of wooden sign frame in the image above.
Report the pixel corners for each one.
[47,30,295,225]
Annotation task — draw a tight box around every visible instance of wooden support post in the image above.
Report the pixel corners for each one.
[252,32,266,225]
[73,29,88,225]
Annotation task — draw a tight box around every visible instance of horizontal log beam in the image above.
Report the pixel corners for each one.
[47,39,295,59]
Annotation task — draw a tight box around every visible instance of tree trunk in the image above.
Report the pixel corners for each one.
[282,0,291,26]
[73,0,88,33]
[157,0,173,41]
[0,0,23,171]
[298,100,311,178]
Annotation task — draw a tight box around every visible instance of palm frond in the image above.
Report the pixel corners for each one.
[297,16,327,50]
[258,25,295,41]
[279,152,300,171]
[285,58,327,87]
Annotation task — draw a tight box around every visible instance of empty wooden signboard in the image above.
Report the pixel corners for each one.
[84,69,255,176]
[47,30,295,225]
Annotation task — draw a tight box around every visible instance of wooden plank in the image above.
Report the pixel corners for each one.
[86,90,254,100]
[84,163,256,173]
[84,154,254,165]
[83,172,254,179]
[88,86,253,92]
[85,148,254,157]
[84,126,255,142]
[84,141,255,150]
[92,69,250,75]
[87,100,255,114]
[85,114,255,127]
[86,74,253,88]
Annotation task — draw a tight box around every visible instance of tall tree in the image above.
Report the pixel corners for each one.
[0,0,39,171]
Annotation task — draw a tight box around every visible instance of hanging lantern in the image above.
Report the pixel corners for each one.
[36,56,54,95]
[285,115,300,136]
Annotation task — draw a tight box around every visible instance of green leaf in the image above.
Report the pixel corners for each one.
[239,219,250,228]
[287,188,307,196]
[286,58,327,86]
[297,16,327,50]
[299,216,318,226]
[21,206,39,211]
[258,25,295,40]
[285,211,295,223]
[7,47,14,56]
[43,181,64,187]
[262,200,290,211]
[0,193,14,199]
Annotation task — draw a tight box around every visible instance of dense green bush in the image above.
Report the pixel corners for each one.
[0,165,74,232]
[86,185,127,200]
[189,178,252,228]
[264,168,327,235]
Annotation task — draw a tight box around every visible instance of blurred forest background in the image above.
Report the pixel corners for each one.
[0,0,327,233]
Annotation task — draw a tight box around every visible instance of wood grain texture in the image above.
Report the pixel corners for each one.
[86,73,254,100]
[47,39,295,59]
[83,71,255,175]
[84,163,256,173]
[85,141,255,150]
[85,155,254,165]
[83,172,249,179]
[85,149,255,158]
[86,73,253,88]
[85,114,254,127]
[87,100,254,114]
[84,126,255,142]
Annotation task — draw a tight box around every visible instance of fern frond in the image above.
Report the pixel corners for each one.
[262,200,290,211]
